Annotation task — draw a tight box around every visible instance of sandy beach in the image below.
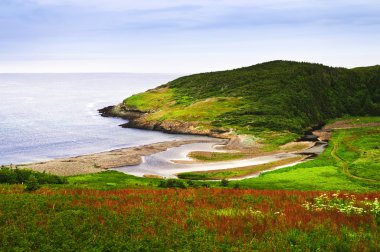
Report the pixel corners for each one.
[16,139,220,176]
[14,134,324,178]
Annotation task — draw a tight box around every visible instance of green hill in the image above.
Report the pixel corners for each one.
[107,61,380,143]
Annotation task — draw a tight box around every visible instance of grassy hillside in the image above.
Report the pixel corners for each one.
[123,61,380,137]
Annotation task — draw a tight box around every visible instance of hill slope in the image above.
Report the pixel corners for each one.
[103,61,380,143]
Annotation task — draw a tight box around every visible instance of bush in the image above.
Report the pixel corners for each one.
[0,167,67,185]
[158,179,187,188]
[220,179,229,187]
[24,175,40,192]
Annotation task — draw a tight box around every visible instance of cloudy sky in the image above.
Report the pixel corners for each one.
[1,0,379,73]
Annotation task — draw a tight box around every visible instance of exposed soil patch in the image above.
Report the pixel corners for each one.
[313,119,380,141]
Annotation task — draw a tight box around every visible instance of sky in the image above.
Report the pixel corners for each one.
[0,0,379,73]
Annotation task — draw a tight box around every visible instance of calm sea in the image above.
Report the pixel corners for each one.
[0,73,196,165]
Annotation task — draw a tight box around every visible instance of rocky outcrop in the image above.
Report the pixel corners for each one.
[98,104,146,120]
[99,104,232,139]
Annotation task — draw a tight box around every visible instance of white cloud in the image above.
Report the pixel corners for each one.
[29,0,314,11]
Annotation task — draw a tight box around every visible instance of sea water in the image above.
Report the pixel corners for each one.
[0,73,198,165]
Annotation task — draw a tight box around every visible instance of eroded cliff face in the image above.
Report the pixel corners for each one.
[99,104,232,138]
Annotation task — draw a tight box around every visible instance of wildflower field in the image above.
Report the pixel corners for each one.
[0,186,379,251]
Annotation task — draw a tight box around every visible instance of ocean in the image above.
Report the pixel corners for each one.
[0,73,197,165]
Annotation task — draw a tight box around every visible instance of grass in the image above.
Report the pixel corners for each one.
[64,171,161,189]
[334,127,380,181]
[325,115,380,125]
[188,151,248,162]
[255,130,299,151]
[347,116,380,125]
[123,87,175,111]
[237,124,380,192]
[0,187,378,251]
[178,156,304,180]
[55,171,213,190]
[148,97,243,123]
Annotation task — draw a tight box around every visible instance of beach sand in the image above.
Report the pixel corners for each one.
[16,139,217,176]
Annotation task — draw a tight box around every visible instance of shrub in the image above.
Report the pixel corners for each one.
[0,167,67,185]
[220,179,229,187]
[24,175,40,192]
[158,179,187,188]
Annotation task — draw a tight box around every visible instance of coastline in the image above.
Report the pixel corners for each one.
[98,105,233,139]
[17,139,221,176]
[13,103,337,178]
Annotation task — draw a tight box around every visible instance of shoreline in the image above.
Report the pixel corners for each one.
[17,115,375,179]
[98,105,233,139]
[16,139,221,176]
[12,104,341,178]
[112,140,326,179]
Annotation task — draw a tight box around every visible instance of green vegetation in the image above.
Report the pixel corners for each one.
[123,61,380,137]
[347,116,380,125]
[0,166,66,185]
[65,171,213,190]
[66,170,160,189]
[148,96,243,123]
[238,124,380,191]
[304,192,380,215]
[24,175,41,192]
[123,87,175,111]
[334,128,380,181]
[188,151,247,162]
[0,187,378,251]
[178,156,304,180]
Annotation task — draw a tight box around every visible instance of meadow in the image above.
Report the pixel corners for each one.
[0,187,379,251]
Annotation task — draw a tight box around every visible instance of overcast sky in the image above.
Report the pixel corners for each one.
[1,0,379,73]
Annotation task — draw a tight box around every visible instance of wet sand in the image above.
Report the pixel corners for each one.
[114,151,303,178]
[14,132,326,179]
[16,138,219,176]
[113,141,327,179]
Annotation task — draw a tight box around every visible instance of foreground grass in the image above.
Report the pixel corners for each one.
[65,171,160,189]
[0,187,378,251]
[59,171,214,190]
